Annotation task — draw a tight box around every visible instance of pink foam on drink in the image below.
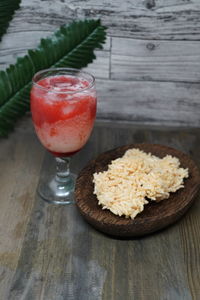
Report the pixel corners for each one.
[35,111,94,153]
[39,75,90,93]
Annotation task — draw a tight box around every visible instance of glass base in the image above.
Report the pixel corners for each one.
[37,173,76,205]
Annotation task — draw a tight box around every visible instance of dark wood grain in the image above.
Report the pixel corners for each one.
[0,118,200,299]
[75,144,200,237]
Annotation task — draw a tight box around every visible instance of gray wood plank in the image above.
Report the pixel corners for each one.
[0,119,199,299]
[96,79,200,127]
[0,0,200,128]
[83,48,110,79]
[2,0,200,41]
[0,119,44,300]
[111,37,200,82]
[1,0,200,70]
[177,134,200,300]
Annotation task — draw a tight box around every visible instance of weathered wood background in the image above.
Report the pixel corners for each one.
[0,0,200,127]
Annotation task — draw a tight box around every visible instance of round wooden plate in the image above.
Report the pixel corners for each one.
[75,144,200,237]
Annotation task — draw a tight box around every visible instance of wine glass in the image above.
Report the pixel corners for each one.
[31,68,97,204]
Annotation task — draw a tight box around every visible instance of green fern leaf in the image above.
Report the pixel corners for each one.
[0,19,106,136]
[0,0,21,41]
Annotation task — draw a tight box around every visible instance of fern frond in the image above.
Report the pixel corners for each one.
[0,0,21,41]
[0,19,106,136]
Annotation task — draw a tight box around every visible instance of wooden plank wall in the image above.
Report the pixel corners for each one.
[0,0,200,127]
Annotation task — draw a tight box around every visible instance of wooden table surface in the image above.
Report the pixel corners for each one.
[0,118,200,300]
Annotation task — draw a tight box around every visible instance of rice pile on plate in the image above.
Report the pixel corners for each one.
[93,148,189,219]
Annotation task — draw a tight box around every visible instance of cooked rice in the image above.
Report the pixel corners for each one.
[93,148,189,219]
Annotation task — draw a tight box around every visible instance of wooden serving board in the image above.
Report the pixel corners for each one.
[75,144,200,238]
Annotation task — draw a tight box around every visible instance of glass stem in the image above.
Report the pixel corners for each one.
[55,157,71,184]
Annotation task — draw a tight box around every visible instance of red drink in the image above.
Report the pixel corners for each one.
[31,68,96,204]
[31,74,97,157]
